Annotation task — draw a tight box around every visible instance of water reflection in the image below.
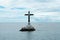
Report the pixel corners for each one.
[26,32,33,40]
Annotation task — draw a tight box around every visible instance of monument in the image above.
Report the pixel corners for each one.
[20,11,35,31]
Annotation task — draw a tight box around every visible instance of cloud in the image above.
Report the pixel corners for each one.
[33,12,60,22]
[0,0,11,7]
[0,6,5,8]
[11,7,27,10]
[35,0,53,2]
[44,7,60,12]
[0,0,60,22]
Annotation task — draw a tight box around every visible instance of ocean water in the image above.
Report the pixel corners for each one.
[0,22,60,40]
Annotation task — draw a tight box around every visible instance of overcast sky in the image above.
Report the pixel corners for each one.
[0,0,60,22]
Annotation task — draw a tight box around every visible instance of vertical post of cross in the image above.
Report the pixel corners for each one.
[28,11,30,25]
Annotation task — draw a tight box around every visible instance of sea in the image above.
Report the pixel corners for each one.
[0,22,60,40]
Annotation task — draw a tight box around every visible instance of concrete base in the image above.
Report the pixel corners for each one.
[20,25,35,31]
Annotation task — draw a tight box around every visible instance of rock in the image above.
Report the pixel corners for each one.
[20,25,35,31]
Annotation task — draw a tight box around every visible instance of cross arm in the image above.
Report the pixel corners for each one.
[25,14,34,16]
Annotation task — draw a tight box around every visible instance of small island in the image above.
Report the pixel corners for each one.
[20,11,35,31]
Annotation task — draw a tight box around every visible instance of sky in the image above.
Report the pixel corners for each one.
[0,0,60,22]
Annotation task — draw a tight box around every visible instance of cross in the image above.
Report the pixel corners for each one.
[25,11,34,25]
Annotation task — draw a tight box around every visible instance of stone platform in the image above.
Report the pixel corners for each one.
[20,25,35,31]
